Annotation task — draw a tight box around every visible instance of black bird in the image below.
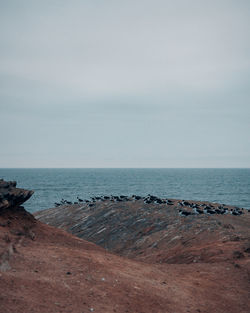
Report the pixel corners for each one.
[207,209,215,214]
[77,197,84,202]
[232,210,242,216]
[215,209,222,214]
[150,196,157,201]
[179,210,192,216]
[155,199,163,204]
[196,208,203,214]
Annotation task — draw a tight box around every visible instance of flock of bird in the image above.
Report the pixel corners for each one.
[54,194,247,216]
[55,194,172,207]
[177,200,245,216]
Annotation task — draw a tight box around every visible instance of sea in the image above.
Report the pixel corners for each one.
[0,168,249,213]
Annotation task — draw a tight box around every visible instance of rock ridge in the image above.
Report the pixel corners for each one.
[35,196,250,264]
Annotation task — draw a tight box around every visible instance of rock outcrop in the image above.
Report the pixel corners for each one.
[0,179,34,211]
[35,197,250,264]
[0,180,36,273]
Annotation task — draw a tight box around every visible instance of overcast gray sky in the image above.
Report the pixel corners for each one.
[0,0,250,168]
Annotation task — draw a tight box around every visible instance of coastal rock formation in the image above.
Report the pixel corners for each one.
[0,180,37,273]
[1,181,250,313]
[35,197,250,264]
[0,179,34,211]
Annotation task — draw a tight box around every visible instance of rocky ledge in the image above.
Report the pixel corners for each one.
[0,179,34,211]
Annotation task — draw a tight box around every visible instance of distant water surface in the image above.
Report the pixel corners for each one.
[0,168,249,213]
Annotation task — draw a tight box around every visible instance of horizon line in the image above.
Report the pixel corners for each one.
[1,167,250,170]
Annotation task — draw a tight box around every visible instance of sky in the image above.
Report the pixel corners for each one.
[0,0,250,168]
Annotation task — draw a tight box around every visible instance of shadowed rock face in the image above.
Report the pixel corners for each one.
[0,179,34,211]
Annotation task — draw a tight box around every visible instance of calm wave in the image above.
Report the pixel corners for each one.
[0,168,249,213]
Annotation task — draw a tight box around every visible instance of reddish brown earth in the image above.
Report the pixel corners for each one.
[1,181,250,313]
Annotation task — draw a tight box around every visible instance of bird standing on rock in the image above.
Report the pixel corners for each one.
[179,210,192,216]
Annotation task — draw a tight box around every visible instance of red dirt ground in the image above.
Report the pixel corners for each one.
[1,206,250,313]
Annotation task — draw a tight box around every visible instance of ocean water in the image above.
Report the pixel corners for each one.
[0,168,249,213]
